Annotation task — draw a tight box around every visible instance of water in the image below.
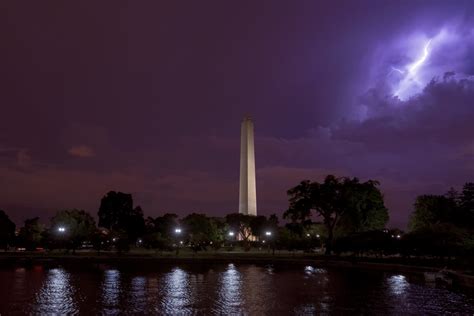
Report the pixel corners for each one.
[0,263,473,315]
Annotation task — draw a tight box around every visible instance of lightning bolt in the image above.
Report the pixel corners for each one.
[393,39,433,99]
[408,39,432,74]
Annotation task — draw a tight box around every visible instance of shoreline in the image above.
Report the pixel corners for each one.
[1,252,473,288]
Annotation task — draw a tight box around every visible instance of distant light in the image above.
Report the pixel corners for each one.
[396,234,401,239]
[262,240,266,243]
[57,227,66,233]
[175,228,182,234]
[316,234,320,238]
[210,241,213,245]
[179,241,183,245]
[138,239,142,243]
[391,235,395,238]
[112,238,117,242]
[306,233,310,237]
[228,231,235,236]
[265,231,272,236]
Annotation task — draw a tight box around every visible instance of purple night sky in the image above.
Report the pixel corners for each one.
[1,2,473,228]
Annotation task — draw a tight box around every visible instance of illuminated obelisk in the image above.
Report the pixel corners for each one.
[239,116,257,216]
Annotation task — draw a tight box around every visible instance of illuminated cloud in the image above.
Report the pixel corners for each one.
[68,145,95,158]
[366,22,474,104]
[393,39,432,99]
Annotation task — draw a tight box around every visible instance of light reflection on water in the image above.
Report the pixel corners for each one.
[388,274,409,296]
[34,268,78,315]
[130,276,147,313]
[216,263,242,314]
[0,264,472,314]
[162,267,192,314]
[102,269,121,315]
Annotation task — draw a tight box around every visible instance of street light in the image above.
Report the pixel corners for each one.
[174,228,183,255]
[228,231,235,237]
[265,231,272,236]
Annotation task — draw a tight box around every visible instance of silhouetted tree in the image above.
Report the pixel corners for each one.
[337,179,389,235]
[409,195,457,231]
[126,206,146,241]
[268,214,279,230]
[146,213,178,239]
[143,213,179,251]
[285,175,388,254]
[98,191,145,245]
[181,213,222,252]
[0,210,15,250]
[50,209,97,252]
[17,217,44,250]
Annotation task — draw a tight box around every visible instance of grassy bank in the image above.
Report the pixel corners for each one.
[0,249,472,273]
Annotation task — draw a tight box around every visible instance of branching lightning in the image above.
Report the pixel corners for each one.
[389,66,405,75]
[408,39,432,74]
[392,39,433,99]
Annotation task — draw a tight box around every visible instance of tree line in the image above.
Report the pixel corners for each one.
[0,175,472,260]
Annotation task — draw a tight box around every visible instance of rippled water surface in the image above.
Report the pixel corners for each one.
[1,263,473,315]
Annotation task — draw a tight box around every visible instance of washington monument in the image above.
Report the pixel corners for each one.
[239,116,257,216]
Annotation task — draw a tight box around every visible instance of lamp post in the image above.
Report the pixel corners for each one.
[227,231,235,249]
[264,231,274,255]
[56,226,67,253]
[175,228,182,255]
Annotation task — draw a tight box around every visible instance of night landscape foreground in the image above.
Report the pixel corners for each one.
[2,1,474,315]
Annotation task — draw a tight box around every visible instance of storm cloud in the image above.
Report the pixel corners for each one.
[1,1,473,228]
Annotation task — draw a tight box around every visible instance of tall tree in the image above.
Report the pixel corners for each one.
[98,191,145,243]
[17,217,44,250]
[0,210,15,250]
[181,213,221,252]
[50,209,97,252]
[337,179,389,234]
[285,175,388,254]
[409,195,457,231]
